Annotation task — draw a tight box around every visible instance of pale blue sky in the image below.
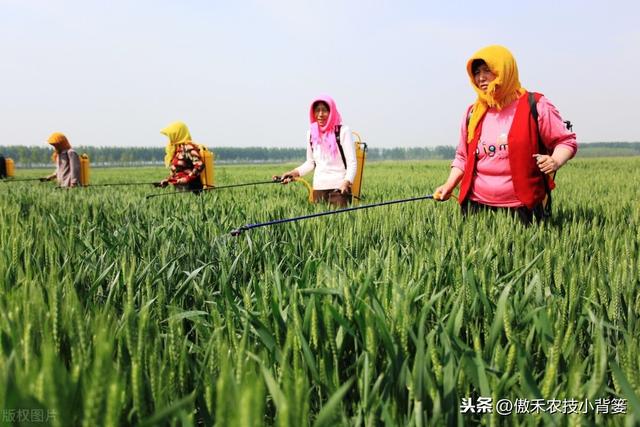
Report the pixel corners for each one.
[1,0,638,148]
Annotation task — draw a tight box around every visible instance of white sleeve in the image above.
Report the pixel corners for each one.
[295,131,315,176]
[340,125,357,183]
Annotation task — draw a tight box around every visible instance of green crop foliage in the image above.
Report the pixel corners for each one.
[0,158,638,426]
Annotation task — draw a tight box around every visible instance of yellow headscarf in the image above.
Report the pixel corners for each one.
[466,45,526,143]
[161,121,193,167]
[47,132,71,151]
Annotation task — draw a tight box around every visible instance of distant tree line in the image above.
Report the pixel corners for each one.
[1,142,638,167]
[572,142,640,157]
[0,145,457,167]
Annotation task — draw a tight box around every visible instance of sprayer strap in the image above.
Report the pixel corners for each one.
[335,125,346,169]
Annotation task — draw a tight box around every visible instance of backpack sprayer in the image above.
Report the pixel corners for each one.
[79,153,90,186]
[287,131,368,203]
[0,156,13,179]
[0,157,30,182]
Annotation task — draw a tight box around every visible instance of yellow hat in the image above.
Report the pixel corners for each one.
[47,132,69,145]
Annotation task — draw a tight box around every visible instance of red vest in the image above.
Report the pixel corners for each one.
[458,92,555,209]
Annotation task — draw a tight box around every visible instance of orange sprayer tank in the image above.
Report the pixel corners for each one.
[5,158,15,177]
[80,154,90,186]
[351,131,367,201]
[200,148,215,188]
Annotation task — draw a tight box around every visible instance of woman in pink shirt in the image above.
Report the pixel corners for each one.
[434,45,577,223]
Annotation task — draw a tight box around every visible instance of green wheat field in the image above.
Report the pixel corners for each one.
[0,158,639,426]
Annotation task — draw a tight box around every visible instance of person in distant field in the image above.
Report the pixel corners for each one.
[157,121,205,192]
[434,45,578,223]
[275,95,357,207]
[40,132,81,188]
[0,155,6,179]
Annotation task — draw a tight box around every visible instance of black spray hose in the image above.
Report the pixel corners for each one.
[145,178,283,200]
[230,194,435,236]
[0,178,43,183]
[88,182,159,187]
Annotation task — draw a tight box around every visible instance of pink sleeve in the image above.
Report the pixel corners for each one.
[451,106,472,171]
[536,96,578,157]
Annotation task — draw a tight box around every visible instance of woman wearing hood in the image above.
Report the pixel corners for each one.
[434,45,577,223]
[40,132,81,188]
[276,95,357,207]
[157,121,205,192]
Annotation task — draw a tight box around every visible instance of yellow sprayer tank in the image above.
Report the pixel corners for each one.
[351,131,367,201]
[200,148,215,188]
[80,154,90,187]
[5,158,15,177]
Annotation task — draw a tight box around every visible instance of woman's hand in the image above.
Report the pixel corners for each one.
[434,167,463,201]
[339,180,351,194]
[533,154,559,174]
[276,169,300,184]
[433,184,452,201]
